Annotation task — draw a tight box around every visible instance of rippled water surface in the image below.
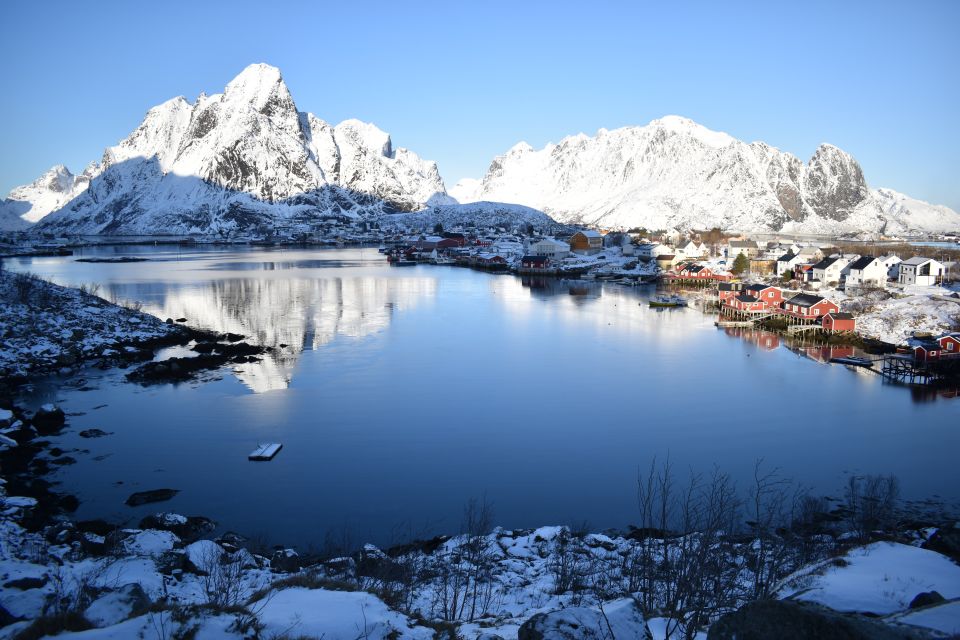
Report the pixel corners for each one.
[7,245,959,545]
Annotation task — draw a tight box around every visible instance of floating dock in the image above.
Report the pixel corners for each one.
[248,443,283,461]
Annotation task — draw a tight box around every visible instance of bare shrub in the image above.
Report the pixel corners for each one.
[197,547,245,609]
[845,474,900,540]
[430,496,501,622]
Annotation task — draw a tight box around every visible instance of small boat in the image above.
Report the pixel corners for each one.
[648,295,687,308]
[249,443,283,461]
[830,356,874,368]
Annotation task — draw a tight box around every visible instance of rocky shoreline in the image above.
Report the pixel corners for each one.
[1,391,958,639]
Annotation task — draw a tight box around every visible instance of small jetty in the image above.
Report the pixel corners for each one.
[830,356,875,368]
[248,443,283,461]
[648,295,687,308]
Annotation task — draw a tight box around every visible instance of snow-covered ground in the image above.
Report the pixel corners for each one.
[0,271,186,382]
[2,477,959,640]
[829,283,960,344]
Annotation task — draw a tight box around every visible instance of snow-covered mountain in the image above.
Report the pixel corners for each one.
[451,116,960,235]
[2,64,456,235]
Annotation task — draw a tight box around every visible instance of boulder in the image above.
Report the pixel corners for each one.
[0,603,18,628]
[707,600,929,640]
[0,408,13,428]
[519,598,652,640]
[138,513,215,542]
[31,404,65,433]
[908,591,945,609]
[923,525,960,562]
[270,548,302,573]
[185,539,225,572]
[84,583,150,627]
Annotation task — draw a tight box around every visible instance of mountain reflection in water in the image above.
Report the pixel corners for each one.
[107,275,437,393]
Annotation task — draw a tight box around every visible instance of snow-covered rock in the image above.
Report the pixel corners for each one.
[14,63,454,235]
[517,598,652,640]
[122,529,180,557]
[778,541,960,615]
[453,115,960,235]
[255,587,434,640]
[83,583,150,628]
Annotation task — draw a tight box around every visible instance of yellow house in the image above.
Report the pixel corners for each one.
[569,230,603,253]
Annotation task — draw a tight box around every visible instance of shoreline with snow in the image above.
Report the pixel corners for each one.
[1,271,959,637]
[1,415,959,640]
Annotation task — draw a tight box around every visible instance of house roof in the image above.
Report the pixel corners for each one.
[915,341,941,350]
[777,252,796,262]
[826,312,854,320]
[847,256,877,271]
[786,293,826,308]
[729,240,758,248]
[811,257,840,270]
[902,256,937,266]
[656,254,676,260]
[735,294,760,303]
[745,283,773,293]
[575,230,602,238]
[533,238,568,247]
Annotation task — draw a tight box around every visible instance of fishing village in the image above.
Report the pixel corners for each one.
[372,225,960,394]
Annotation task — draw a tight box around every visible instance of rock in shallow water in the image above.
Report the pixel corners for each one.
[124,489,179,507]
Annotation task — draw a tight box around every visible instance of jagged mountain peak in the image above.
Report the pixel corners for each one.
[223,62,293,115]
[4,63,455,234]
[457,116,959,234]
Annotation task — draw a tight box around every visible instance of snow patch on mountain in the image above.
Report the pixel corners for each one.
[456,117,960,235]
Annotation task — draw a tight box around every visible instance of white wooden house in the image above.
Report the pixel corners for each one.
[898,257,944,286]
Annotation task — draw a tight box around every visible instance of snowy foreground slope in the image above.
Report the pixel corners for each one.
[0,64,459,235]
[451,116,960,235]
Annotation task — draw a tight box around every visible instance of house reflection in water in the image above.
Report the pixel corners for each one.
[520,276,602,304]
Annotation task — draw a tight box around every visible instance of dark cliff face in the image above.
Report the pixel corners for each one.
[804,144,869,222]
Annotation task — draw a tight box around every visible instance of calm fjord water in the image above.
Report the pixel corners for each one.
[7,246,959,546]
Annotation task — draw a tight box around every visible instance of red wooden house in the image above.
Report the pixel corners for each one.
[913,341,943,362]
[822,312,856,333]
[521,255,550,269]
[779,293,839,321]
[730,293,767,313]
[936,333,960,355]
[743,284,783,309]
[718,282,744,303]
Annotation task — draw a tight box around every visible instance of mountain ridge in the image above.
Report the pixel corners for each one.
[451,116,960,234]
[2,70,957,236]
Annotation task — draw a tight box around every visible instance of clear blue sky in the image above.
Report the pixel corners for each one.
[1,0,958,209]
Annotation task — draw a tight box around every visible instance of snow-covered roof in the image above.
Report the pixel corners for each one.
[902,256,939,266]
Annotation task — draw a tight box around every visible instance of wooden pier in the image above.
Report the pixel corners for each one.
[879,354,960,386]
